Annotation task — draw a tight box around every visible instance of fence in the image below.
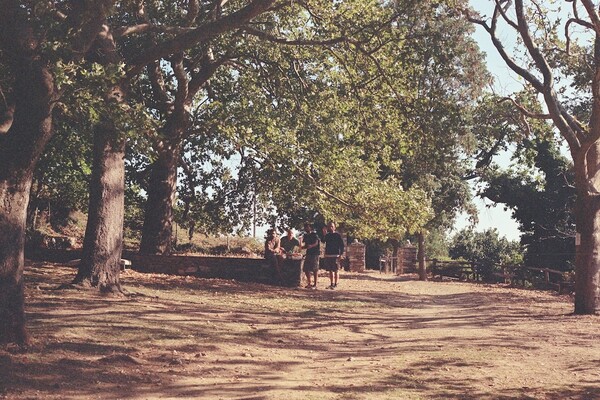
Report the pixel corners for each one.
[429,259,574,294]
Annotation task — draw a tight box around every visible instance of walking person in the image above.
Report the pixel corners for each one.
[323,221,345,289]
[301,222,320,289]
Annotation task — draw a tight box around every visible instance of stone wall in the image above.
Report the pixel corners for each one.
[123,252,302,287]
[26,248,302,287]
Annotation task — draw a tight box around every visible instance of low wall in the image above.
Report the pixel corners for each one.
[123,252,301,287]
[25,248,302,288]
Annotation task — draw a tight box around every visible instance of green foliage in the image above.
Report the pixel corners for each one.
[423,228,450,260]
[182,0,489,241]
[22,0,490,249]
[479,137,576,271]
[449,228,523,280]
[469,91,575,271]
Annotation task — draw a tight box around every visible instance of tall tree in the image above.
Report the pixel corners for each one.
[480,138,576,271]
[72,25,128,292]
[133,0,410,254]
[464,1,600,314]
[0,0,115,345]
[72,0,277,286]
[365,0,490,280]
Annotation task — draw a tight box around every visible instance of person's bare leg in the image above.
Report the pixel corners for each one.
[305,271,312,287]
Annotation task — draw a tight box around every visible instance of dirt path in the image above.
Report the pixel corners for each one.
[1,262,600,400]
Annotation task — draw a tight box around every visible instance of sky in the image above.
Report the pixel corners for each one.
[451,1,526,242]
[454,0,544,241]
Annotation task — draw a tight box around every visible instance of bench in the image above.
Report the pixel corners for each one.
[430,261,475,281]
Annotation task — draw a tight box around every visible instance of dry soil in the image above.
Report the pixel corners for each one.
[1,262,599,400]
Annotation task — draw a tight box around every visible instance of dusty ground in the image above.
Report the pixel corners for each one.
[1,262,600,400]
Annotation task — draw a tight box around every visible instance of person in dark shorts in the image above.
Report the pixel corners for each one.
[301,222,320,289]
[323,221,345,289]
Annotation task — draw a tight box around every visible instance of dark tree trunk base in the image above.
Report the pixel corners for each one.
[64,278,124,297]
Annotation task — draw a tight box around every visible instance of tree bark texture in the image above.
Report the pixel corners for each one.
[0,37,56,345]
[417,232,427,281]
[574,143,600,314]
[73,123,125,294]
[0,180,31,345]
[574,193,600,314]
[139,147,181,255]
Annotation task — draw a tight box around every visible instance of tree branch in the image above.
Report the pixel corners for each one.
[126,0,275,77]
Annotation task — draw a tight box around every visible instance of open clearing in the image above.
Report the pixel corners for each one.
[1,262,600,400]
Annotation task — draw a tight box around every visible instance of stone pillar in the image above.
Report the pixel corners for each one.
[398,245,417,274]
[347,241,366,272]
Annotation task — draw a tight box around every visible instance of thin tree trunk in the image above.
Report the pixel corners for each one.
[73,122,125,294]
[391,239,400,274]
[417,232,427,281]
[139,147,181,255]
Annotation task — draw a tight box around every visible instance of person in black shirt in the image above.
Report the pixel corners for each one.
[301,222,320,289]
[280,228,300,254]
[323,221,345,289]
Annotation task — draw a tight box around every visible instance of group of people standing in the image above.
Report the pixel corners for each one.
[264,222,345,290]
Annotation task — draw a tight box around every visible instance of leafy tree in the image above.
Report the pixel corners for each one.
[0,0,116,345]
[449,228,523,280]
[480,137,576,271]
[28,118,92,230]
[72,0,278,290]
[464,1,600,313]
[363,0,491,279]
[269,1,486,250]
[129,0,416,254]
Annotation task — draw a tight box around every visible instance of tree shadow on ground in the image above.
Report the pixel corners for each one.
[4,261,595,399]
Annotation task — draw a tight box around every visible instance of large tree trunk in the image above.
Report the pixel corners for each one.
[573,193,600,314]
[73,122,125,293]
[0,62,55,345]
[0,179,31,345]
[139,146,181,255]
[417,232,427,281]
[574,142,600,314]
[72,23,126,294]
